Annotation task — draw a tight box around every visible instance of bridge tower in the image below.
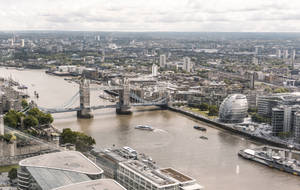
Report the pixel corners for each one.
[116,78,132,114]
[77,78,93,118]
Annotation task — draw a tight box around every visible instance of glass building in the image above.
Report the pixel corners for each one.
[18,151,103,190]
[219,94,248,123]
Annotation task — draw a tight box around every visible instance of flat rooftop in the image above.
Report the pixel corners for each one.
[121,160,177,187]
[53,179,126,190]
[20,151,103,175]
[159,168,193,183]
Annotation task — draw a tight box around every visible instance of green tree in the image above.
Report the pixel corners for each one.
[198,103,209,111]
[208,105,219,116]
[39,113,54,125]
[23,115,38,128]
[21,99,29,109]
[8,168,17,180]
[1,133,12,143]
[60,128,96,152]
[27,108,54,125]
[4,110,24,128]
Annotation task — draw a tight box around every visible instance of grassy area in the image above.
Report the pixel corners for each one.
[0,164,19,173]
[184,107,218,120]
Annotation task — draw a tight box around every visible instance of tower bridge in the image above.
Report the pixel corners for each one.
[39,78,170,118]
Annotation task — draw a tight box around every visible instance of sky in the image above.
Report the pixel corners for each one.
[1,0,300,32]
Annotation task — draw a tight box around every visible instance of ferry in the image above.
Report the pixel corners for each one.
[193,126,207,132]
[135,125,154,131]
[238,146,300,176]
[199,136,208,140]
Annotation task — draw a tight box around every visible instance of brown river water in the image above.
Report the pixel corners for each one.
[1,67,299,190]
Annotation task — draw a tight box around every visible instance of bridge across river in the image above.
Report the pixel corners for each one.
[38,78,169,118]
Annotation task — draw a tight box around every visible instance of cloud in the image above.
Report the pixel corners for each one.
[0,0,300,31]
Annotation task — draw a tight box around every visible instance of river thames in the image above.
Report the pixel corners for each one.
[1,67,300,190]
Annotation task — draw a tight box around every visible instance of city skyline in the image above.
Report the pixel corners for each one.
[1,0,300,32]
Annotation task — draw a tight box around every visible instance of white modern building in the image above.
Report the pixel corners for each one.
[17,151,104,190]
[183,57,192,73]
[21,39,25,47]
[152,64,158,77]
[160,54,166,68]
[53,179,125,190]
[276,49,281,58]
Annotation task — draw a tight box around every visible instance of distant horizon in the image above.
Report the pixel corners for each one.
[1,30,300,34]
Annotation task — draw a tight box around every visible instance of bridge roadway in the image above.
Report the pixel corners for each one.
[41,102,167,114]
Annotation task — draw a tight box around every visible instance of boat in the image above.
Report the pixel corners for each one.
[18,85,28,90]
[135,125,154,131]
[199,136,208,140]
[193,126,207,131]
[238,146,300,176]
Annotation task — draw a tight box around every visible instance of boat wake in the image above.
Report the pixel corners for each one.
[153,128,167,133]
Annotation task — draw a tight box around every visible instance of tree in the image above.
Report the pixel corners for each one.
[39,113,54,125]
[8,168,17,181]
[208,105,219,116]
[4,110,24,128]
[1,133,12,143]
[60,128,96,152]
[198,103,209,111]
[21,99,29,109]
[27,108,54,125]
[23,115,38,128]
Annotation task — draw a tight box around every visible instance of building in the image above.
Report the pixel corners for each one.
[293,112,300,138]
[152,64,158,77]
[284,49,289,59]
[17,151,104,190]
[160,54,166,68]
[53,179,125,190]
[250,72,255,89]
[255,46,262,55]
[257,93,300,118]
[276,49,281,58]
[21,39,25,47]
[219,94,248,123]
[271,107,284,136]
[271,105,300,136]
[183,57,192,73]
[93,147,204,190]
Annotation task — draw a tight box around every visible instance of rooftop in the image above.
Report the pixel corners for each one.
[20,151,103,175]
[53,179,126,190]
[159,168,193,183]
[120,160,177,187]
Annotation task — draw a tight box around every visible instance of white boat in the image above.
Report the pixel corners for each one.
[135,125,154,131]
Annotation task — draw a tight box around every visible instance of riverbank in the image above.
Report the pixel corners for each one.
[168,106,298,150]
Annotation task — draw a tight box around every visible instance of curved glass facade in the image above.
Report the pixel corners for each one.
[219,94,248,123]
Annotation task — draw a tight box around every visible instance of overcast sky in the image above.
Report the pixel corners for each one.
[1,0,300,32]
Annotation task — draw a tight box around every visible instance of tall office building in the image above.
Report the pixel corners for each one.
[283,106,292,133]
[272,107,284,136]
[152,64,158,77]
[255,46,262,55]
[21,39,25,47]
[283,49,289,59]
[276,49,281,58]
[159,54,166,68]
[183,57,192,72]
[0,115,3,136]
[292,49,296,69]
[250,73,255,89]
[294,112,300,138]
[9,38,14,46]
